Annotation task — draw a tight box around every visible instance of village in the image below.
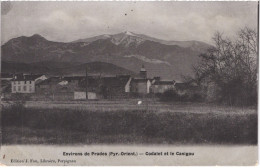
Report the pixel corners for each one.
[1,65,184,101]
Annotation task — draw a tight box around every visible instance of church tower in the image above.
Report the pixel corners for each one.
[139,64,147,79]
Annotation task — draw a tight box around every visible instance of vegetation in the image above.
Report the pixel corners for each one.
[2,103,257,145]
[192,27,257,106]
[159,89,204,102]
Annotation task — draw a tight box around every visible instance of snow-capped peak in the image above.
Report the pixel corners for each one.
[103,34,111,38]
[124,31,136,36]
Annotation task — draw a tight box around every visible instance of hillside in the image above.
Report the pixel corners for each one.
[1,32,212,80]
[1,61,136,76]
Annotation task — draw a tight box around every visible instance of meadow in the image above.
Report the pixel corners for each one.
[1,100,257,145]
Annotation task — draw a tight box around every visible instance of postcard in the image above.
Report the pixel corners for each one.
[0,1,258,166]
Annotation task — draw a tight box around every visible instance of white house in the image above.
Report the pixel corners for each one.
[130,78,152,94]
[11,74,47,93]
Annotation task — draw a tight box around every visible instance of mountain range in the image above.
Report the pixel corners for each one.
[1,61,136,77]
[1,31,212,80]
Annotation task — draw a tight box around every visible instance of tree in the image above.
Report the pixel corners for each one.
[194,27,257,106]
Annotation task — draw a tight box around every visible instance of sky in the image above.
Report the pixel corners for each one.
[1,1,258,44]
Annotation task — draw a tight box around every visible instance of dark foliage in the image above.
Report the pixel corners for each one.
[193,28,257,106]
[159,89,203,102]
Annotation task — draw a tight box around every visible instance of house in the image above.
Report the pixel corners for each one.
[11,74,47,93]
[130,78,151,94]
[129,65,151,94]
[36,76,80,100]
[76,75,103,100]
[151,80,175,93]
[83,76,103,99]
[36,77,63,93]
[37,76,86,93]
[74,91,86,100]
[63,76,85,85]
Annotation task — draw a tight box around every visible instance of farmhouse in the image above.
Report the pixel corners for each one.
[83,76,102,99]
[63,76,85,85]
[35,76,87,100]
[11,74,47,93]
[130,78,152,94]
[151,80,175,93]
[129,65,151,94]
[36,77,62,93]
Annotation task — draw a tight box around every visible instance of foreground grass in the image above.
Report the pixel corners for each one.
[2,104,257,145]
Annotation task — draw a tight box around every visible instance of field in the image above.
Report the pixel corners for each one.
[1,99,257,145]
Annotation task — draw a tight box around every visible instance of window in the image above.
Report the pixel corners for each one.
[23,86,27,91]
[29,86,32,92]
[29,81,31,84]
[25,81,27,84]
[18,86,21,91]
[13,86,16,92]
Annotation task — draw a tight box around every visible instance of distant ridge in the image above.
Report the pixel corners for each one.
[1,61,136,76]
[1,31,212,80]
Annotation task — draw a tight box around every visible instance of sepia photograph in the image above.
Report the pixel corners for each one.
[0,1,258,166]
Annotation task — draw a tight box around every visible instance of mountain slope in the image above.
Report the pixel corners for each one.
[1,32,212,80]
[73,31,211,52]
[1,61,136,76]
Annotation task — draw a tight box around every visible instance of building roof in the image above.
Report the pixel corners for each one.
[12,74,44,81]
[140,68,146,72]
[1,73,13,79]
[36,77,61,85]
[132,78,150,83]
[63,76,85,82]
[153,80,175,85]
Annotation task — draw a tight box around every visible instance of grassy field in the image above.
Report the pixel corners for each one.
[1,100,257,145]
[3,99,256,114]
